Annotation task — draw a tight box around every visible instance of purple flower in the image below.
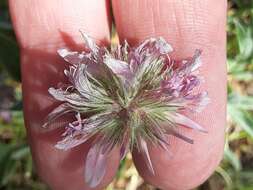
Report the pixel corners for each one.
[43,32,210,188]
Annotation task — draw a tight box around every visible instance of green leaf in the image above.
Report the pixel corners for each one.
[228,94,253,110]
[228,130,249,141]
[0,143,14,185]
[215,166,233,189]
[227,59,246,73]
[234,19,253,60]
[224,144,242,171]
[0,159,16,186]
[0,143,12,169]
[11,145,30,160]
[231,72,253,81]
[0,32,20,81]
[228,105,253,137]
[0,21,12,31]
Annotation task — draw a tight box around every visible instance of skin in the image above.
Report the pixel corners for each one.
[9,0,227,190]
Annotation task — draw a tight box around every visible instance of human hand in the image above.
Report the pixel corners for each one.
[9,0,227,189]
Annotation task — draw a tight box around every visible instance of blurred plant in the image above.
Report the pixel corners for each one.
[208,0,253,190]
[0,0,20,82]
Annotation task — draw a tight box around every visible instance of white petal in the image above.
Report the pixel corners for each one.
[55,132,91,151]
[57,48,71,57]
[156,37,173,54]
[48,87,87,106]
[136,37,173,54]
[195,92,211,113]
[80,30,99,54]
[191,50,202,71]
[173,113,207,133]
[57,48,84,64]
[43,103,72,129]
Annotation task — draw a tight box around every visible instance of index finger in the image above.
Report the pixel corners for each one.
[9,1,120,189]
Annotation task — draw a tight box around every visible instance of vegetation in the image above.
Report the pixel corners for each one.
[0,0,253,189]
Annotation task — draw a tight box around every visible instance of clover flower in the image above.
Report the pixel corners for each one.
[43,32,210,188]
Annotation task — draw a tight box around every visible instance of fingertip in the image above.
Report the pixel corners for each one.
[9,0,111,51]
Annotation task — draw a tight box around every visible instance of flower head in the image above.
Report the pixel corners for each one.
[43,32,210,188]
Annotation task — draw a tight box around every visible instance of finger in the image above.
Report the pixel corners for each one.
[112,0,227,189]
[9,1,119,190]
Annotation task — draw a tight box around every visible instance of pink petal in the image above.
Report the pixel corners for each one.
[173,113,207,133]
[104,56,132,80]
[120,135,130,161]
[85,143,107,188]
[167,128,194,144]
[137,137,155,175]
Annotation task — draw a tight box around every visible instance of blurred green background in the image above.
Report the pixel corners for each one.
[0,0,253,190]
